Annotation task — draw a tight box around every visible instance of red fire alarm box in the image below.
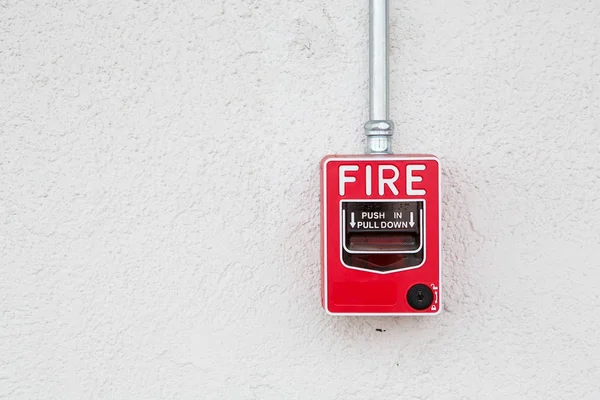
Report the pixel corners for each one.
[320,155,441,315]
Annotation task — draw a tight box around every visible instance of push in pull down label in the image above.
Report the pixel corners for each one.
[341,200,425,272]
[345,201,421,232]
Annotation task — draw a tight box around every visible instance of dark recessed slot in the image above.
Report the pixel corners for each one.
[347,232,418,252]
[344,253,424,271]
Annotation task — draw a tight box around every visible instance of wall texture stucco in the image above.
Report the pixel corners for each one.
[1,0,600,398]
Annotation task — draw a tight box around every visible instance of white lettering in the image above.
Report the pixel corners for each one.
[365,165,372,196]
[339,165,359,196]
[378,165,400,196]
[361,212,385,219]
[406,164,426,195]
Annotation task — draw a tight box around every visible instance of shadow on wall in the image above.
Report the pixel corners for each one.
[440,158,484,316]
[280,157,484,331]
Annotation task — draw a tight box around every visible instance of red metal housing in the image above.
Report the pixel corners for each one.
[321,155,441,315]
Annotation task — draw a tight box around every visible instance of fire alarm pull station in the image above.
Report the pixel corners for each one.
[320,0,441,315]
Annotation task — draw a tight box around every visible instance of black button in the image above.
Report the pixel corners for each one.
[407,284,433,310]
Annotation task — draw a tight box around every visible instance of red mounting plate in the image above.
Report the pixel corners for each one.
[321,155,442,315]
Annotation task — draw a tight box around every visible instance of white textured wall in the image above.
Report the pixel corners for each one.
[2,0,600,398]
